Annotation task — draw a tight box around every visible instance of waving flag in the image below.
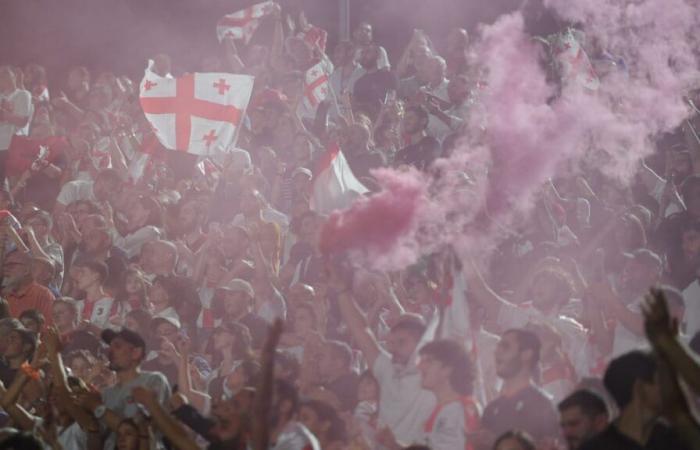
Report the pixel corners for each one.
[310,142,368,214]
[435,253,471,344]
[139,62,254,156]
[299,60,333,118]
[216,1,275,44]
[551,28,600,91]
[298,24,328,53]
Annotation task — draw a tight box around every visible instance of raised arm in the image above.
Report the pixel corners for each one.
[132,386,200,450]
[336,289,382,367]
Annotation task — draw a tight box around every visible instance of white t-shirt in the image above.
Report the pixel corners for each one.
[78,296,116,329]
[372,350,436,444]
[101,371,170,450]
[0,88,33,151]
[56,179,97,206]
[421,401,466,450]
[272,421,321,450]
[610,297,647,358]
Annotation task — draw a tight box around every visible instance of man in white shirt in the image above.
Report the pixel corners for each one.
[0,66,33,180]
[81,328,170,450]
[337,288,436,444]
[416,339,472,450]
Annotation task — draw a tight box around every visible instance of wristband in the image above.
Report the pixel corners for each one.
[94,404,107,419]
[20,362,41,381]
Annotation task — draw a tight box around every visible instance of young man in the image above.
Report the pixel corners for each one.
[0,325,36,385]
[318,339,360,411]
[580,351,693,450]
[80,328,170,450]
[337,285,436,445]
[417,339,477,450]
[2,250,55,323]
[482,329,559,443]
[394,105,441,171]
[558,389,609,450]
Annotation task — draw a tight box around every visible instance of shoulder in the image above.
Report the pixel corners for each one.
[138,371,170,388]
[30,282,55,300]
[13,89,32,101]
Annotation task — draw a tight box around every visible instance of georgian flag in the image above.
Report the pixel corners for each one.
[310,142,368,214]
[216,1,275,44]
[298,24,328,53]
[300,60,333,118]
[551,28,600,91]
[139,61,254,156]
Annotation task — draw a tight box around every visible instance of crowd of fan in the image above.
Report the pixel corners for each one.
[0,1,700,449]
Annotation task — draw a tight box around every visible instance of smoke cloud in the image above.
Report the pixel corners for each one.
[324,0,700,270]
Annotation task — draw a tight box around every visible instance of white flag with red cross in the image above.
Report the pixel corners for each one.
[139,62,254,156]
[301,60,332,117]
[310,142,368,214]
[216,1,275,44]
[298,24,328,53]
[551,29,600,91]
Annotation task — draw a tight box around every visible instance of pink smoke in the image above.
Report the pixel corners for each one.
[327,1,699,270]
[319,168,427,270]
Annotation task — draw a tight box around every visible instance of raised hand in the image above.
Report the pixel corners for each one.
[642,286,678,347]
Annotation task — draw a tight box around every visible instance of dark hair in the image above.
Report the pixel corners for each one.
[504,329,541,368]
[0,431,45,450]
[390,314,427,340]
[603,350,657,409]
[419,339,474,395]
[238,359,261,387]
[275,350,301,382]
[300,399,347,441]
[492,430,536,450]
[275,378,300,415]
[405,104,430,128]
[558,389,609,418]
[74,260,109,284]
[18,309,45,328]
[152,275,180,308]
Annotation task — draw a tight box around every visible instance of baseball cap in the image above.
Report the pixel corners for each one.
[151,315,182,330]
[216,279,255,298]
[101,328,147,352]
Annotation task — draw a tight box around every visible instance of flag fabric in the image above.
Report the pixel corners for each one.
[310,142,369,214]
[216,1,274,44]
[551,29,600,91]
[298,24,327,53]
[90,136,113,170]
[139,61,254,156]
[300,60,332,118]
[435,255,471,343]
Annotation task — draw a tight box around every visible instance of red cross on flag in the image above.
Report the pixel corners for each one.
[139,62,254,156]
[310,142,368,214]
[216,1,275,44]
[301,60,332,117]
